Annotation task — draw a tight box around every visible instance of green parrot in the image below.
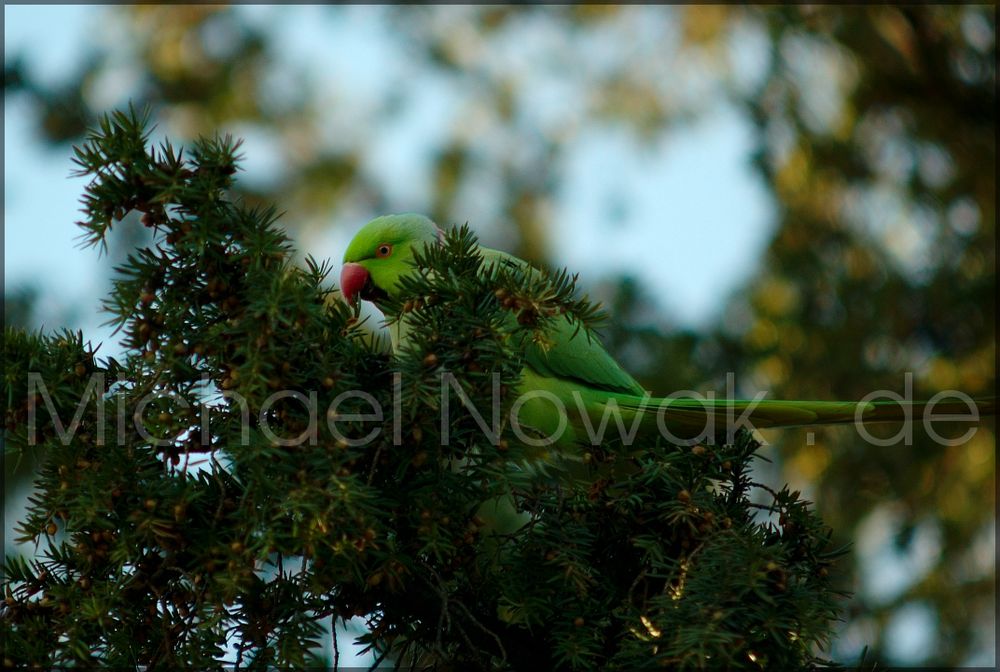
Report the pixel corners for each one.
[341,212,996,557]
[340,212,994,456]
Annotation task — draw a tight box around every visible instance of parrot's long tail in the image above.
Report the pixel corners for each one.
[616,395,996,439]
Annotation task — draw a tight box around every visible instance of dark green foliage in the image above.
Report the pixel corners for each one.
[3,108,845,669]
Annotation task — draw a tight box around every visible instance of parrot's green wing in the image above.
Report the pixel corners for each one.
[524,315,646,396]
[478,247,646,397]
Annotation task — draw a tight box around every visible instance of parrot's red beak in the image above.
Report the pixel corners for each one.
[340,262,370,305]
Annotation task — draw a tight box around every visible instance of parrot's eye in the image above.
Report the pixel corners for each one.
[376,244,392,258]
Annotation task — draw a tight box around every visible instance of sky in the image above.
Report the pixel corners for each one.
[3,4,989,666]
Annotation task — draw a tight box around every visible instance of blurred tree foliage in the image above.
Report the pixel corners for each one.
[4,5,994,666]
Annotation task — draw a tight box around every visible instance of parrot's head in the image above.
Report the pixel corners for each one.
[340,213,444,305]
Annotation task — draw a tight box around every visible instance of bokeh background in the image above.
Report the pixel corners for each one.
[4,5,995,666]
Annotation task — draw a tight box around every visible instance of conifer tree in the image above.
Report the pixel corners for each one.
[3,107,846,669]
